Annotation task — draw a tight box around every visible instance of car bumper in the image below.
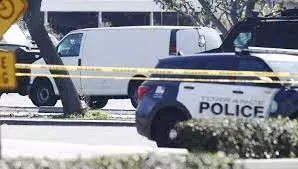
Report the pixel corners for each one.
[135,111,152,139]
[136,100,190,140]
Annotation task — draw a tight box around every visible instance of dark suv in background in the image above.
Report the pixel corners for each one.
[209,8,298,52]
[0,26,41,97]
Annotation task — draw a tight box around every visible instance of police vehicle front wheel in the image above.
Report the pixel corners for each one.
[152,112,187,147]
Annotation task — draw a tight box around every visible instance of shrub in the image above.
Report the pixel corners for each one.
[0,153,233,169]
[176,117,298,159]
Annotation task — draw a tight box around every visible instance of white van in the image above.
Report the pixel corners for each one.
[29,26,222,108]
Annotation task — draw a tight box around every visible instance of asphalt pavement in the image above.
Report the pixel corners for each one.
[0,125,158,158]
[0,93,135,110]
[0,94,159,159]
[1,125,155,146]
[0,93,136,126]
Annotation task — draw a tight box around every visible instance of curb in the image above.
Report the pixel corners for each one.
[0,118,135,127]
[0,106,135,114]
[2,139,187,159]
[233,159,298,169]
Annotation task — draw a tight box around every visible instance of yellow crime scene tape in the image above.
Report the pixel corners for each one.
[15,63,298,77]
[15,72,298,84]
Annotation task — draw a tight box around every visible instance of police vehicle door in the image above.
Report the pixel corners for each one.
[234,56,279,118]
[177,55,241,118]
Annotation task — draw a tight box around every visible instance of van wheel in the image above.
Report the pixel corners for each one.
[85,97,108,109]
[152,111,187,147]
[129,80,143,108]
[30,79,57,107]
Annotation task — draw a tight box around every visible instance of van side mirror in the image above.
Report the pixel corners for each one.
[198,35,206,47]
[178,51,184,56]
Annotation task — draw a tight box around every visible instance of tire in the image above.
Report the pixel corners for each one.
[86,96,108,109]
[129,80,143,108]
[152,112,187,148]
[290,112,298,119]
[18,77,30,96]
[29,79,57,107]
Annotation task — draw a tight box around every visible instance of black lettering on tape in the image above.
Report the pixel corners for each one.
[254,106,264,118]
[241,106,252,117]
[199,102,209,113]
[211,103,223,115]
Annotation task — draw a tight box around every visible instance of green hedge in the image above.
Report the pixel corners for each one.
[0,153,233,169]
[175,117,298,159]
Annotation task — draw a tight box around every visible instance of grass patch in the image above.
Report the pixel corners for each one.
[51,110,109,120]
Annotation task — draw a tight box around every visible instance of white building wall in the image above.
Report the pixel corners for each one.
[41,0,201,12]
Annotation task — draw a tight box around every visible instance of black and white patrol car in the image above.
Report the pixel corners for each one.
[136,47,298,147]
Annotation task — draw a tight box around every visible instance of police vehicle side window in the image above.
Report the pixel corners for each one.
[236,57,279,88]
[234,32,252,48]
[222,23,255,52]
[255,22,298,49]
[200,56,236,84]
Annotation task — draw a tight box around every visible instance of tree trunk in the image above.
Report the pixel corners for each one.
[197,0,229,36]
[230,1,238,24]
[24,0,82,114]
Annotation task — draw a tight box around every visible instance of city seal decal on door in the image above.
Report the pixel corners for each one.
[198,96,265,118]
[153,86,166,98]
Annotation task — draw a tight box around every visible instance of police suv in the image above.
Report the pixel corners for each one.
[136,47,298,147]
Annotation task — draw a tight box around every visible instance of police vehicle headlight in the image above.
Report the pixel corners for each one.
[270,101,278,113]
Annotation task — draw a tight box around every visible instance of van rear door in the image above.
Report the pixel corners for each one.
[176,29,202,55]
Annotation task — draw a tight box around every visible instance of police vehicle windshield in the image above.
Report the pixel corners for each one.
[257,53,298,84]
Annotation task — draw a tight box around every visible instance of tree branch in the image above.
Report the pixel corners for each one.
[197,0,228,35]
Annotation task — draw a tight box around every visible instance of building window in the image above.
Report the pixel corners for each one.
[48,12,98,35]
[162,12,178,26]
[102,12,150,27]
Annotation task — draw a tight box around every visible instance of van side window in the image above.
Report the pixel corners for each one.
[57,33,83,57]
